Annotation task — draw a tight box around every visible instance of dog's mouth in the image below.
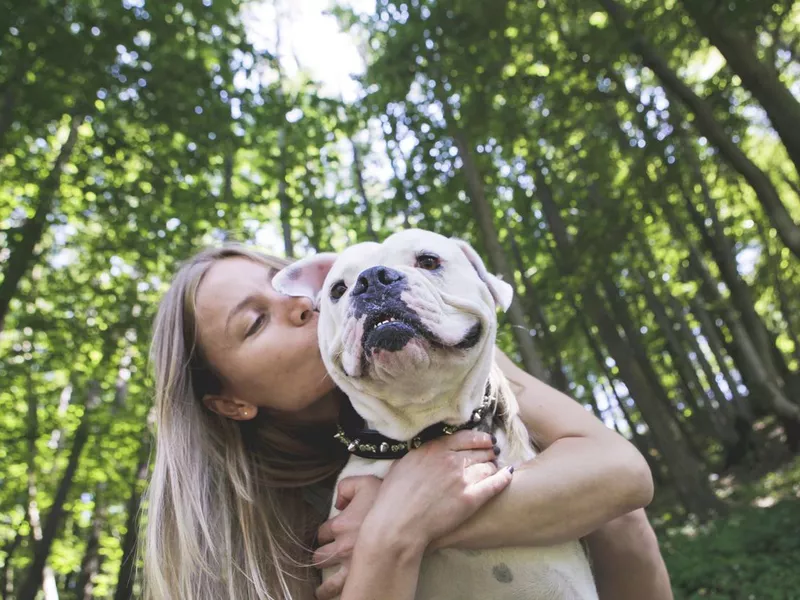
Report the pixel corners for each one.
[363,309,429,354]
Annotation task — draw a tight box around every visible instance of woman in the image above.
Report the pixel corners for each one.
[144,244,672,600]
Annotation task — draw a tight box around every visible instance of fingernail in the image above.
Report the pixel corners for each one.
[492,445,501,455]
[508,465,515,474]
[491,434,497,444]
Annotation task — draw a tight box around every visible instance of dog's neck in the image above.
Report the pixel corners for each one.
[341,345,496,443]
[335,382,496,459]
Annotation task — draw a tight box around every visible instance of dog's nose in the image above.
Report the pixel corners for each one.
[352,266,405,296]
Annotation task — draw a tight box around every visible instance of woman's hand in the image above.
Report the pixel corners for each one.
[365,430,512,549]
[316,430,512,600]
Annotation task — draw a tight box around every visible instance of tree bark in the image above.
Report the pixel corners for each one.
[75,491,105,600]
[448,125,549,381]
[17,382,99,600]
[25,374,59,600]
[655,181,800,422]
[665,294,738,429]
[536,169,723,517]
[277,129,294,259]
[686,253,800,423]
[0,114,81,333]
[577,297,667,487]
[688,295,753,420]
[680,1,800,178]
[640,277,734,441]
[113,437,151,600]
[598,0,800,260]
[674,131,792,388]
[1,527,25,599]
[508,227,571,392]
[352,139,379,241]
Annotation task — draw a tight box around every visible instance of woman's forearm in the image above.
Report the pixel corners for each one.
[341,521,425,600]
[586,509,673,600]
[434,433,653,549]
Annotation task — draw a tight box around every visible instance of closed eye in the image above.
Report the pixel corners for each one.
[245,313,267,338]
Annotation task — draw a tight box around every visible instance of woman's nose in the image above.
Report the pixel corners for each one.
[287,295,315,327]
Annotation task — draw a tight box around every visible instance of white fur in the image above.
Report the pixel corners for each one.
[274,230,598,599]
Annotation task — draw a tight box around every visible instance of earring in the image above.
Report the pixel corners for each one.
[241,408,250,418]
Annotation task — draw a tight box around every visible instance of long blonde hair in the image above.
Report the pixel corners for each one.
[143,245,347,600]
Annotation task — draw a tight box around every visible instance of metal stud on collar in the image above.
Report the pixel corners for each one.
[334,387,496,458]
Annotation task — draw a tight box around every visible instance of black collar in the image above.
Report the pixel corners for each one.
[334,385,496,460]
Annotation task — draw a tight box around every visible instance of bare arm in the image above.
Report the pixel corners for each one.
[586,509,673,600]
[435,349,654,549]
[341,532,424,600]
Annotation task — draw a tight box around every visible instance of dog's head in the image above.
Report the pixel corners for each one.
[273,229,512,438]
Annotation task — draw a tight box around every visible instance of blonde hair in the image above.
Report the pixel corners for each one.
[143,245,347,600]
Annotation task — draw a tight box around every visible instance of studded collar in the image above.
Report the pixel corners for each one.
[334,384,496,460]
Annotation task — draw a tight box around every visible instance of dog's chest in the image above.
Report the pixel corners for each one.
[417,545,596,600]
[328,434,598,600]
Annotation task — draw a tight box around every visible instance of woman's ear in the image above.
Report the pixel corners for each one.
[202,394,258,421]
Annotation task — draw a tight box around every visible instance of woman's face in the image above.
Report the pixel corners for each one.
[194,257,337,420]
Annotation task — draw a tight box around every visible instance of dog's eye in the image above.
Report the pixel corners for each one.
[330,280,348,301]
[416,254,441,271]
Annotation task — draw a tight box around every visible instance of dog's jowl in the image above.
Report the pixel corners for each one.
[274,229,598,600]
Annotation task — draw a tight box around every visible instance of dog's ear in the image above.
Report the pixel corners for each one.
[272,253,338,308]
[453,239,513,311]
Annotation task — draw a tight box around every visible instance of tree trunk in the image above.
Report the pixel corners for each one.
[1,528,25,599]
[352,139,378,241]
[751,210,800,364]
[17,383,99,600]
[657,183,800,422]
[277,129,294,259]
[113,437,151,600]
[686,253,800,423]
[508,228,571,392]
[74,490,105,600]
[536,169,724,518]
[0,114,81,333]
[640,277,735,442]
[665,295,738,429]
[0,54,34,156]
[680,1,800,177]
[448,125,549,381]
[25,375,59,600]
[689,295,753,420]
[674,133,792,388]
[577,300,666,486]
[221,148,234,206]
[598,0,800,260]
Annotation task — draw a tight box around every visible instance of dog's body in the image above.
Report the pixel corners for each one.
[274,230,597,600]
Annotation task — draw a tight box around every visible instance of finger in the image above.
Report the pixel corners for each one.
[312,542,343,570]
[316,566,348,600]
[335,476,372,511]
[463,461,498,485]
[467,465,514,505]
[317,520,335,546]
[441,429,495,452]
[458,448,500,468]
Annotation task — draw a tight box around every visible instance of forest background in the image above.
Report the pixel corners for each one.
[2,0,800,598]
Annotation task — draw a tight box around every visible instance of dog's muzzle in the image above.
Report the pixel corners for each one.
[351,266,427,355]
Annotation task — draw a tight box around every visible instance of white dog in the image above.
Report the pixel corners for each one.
[274,229,597,600]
